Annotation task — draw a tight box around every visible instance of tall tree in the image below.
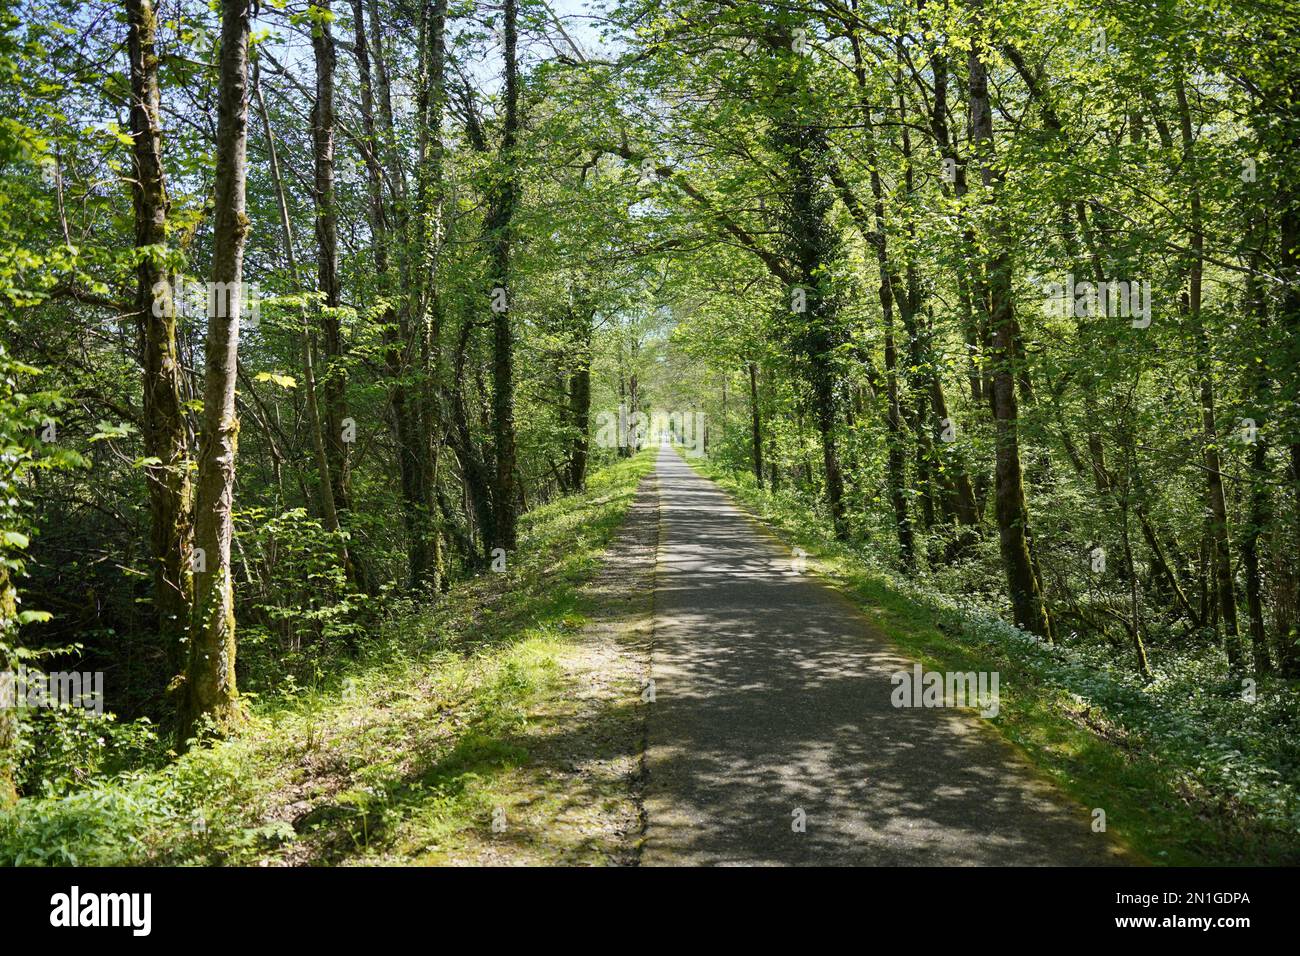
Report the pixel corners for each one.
[181,0,252,741]
[311,1,354,523]
[488,0,520,552]
[1175,73,1242,671]
[967,2,1053,639]
[126,0,192,675]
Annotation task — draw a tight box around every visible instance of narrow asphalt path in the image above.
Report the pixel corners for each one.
[642,444,1126,866]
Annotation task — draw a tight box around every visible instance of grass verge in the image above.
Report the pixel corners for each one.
[0,451,655,866]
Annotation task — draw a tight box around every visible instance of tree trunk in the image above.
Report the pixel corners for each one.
[416,0,448,588]
[968,8,1053,639]
[1257,58,1300,675]
[891,89,980,536]
[566,298,593,491]
[748,361,764,488]
[1281,204,1300,676]
[777,115,848,539]
[1119,497,1151,675]
[448,321,497,566]
[1243,435,1272,673]
[1241,234,1272,673]
[127,0,193,677]
[181,0,251,743]
[488,0,519,551]
[1136,504,1196,625]
[627,371,640,451]
[1176,74,1242,671]
[616,360,629,459]
[356,0,440,590]
[842,32,910,559]
[0,560,17,805]
[924,40,986,410]
[312,3,353,521]
[867,154,913,562]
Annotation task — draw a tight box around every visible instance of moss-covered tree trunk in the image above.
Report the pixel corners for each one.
[304,2,358,591]
[126,0,192,677]
[180,0,251,744]
[0,559,16,807]
[773,90,848,540]
[402,0,450,589]
[488,0,520,552]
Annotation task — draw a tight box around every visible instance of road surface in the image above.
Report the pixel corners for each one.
[642,444,1125,866]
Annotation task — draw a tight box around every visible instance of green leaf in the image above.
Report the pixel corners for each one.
[89,420,135,442]
[254,371,298,389]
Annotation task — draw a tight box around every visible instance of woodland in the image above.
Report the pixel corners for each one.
[0,0,1298,864]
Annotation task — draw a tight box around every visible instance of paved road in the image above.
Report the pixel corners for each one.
[642,444,1125,866]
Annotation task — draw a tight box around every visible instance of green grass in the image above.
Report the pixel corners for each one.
[688,453,1300,866]
[0,451,656,866]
